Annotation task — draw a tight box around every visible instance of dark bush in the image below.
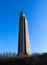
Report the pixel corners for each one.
[0,53,47,65]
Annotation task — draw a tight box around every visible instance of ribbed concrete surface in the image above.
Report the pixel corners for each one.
[18,12,32,56]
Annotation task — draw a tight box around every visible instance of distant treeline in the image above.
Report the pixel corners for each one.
[0,52,16,59]
[0,53,47,65]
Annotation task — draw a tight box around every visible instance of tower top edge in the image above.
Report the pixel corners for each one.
[20,11,25,17]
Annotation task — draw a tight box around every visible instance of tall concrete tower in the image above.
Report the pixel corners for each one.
[18,12,32,56]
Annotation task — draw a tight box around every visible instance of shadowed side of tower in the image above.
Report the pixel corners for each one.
[18,12,32,56]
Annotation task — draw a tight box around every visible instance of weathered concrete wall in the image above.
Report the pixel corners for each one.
[18,12,32,56]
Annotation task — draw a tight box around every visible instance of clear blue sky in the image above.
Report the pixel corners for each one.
[0,0,47,54]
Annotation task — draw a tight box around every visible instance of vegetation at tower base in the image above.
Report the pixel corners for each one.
[0,53,47,65]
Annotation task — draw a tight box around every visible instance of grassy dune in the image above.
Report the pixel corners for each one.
[0,53,47,65]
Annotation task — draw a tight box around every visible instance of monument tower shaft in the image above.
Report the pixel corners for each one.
[18,12,31,55]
